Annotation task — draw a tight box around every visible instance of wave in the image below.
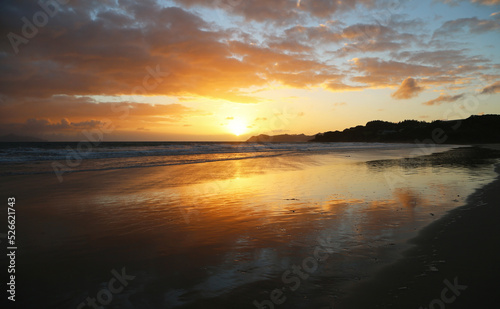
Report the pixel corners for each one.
[0,142,421,163]
[0,142,438,176]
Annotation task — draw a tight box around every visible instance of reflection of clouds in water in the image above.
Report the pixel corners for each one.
[163,221,356,306]
[164,289,190,307]
[167,226,352,306]
[162,246,280,306]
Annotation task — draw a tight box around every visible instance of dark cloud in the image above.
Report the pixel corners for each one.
[0,95,208,138]
[0,117,108,138]
[0,96,202,122]
[24,118,104,131]
[0,3,266,102]
[480,81,500,94]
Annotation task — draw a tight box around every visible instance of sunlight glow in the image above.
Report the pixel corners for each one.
[227,118,248,136]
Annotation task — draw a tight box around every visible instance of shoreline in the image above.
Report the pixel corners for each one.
[337,161,500,308]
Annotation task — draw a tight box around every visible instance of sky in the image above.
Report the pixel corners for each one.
[0,0,499,141]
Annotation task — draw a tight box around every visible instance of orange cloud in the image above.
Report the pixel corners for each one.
[471,0,500,5]
[0,6,270,103]
[0,96,209,138]
[422,93,465,106]
[391,77,425,99]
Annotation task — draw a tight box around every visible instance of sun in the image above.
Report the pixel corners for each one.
[227,118,248,136]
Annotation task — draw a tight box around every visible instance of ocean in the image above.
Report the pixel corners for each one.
[0,141,437,176]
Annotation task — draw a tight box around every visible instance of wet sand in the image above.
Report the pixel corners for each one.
[338,147,500,308]
[1,145,499,308]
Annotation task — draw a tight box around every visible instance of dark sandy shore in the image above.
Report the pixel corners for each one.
[338,147,500,308]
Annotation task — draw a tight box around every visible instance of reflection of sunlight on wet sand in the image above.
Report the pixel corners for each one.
[77,151,495,249]
[7,149,499,307]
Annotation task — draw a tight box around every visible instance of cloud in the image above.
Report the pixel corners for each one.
[0,4,270,103]
[277,20,419,57]
[282,24,343,44]
[395,50,488,67]
[267,40,314,53]
[0,96,204,123]
[351,58,439,87]
[422,93,465,106]
[23,118,105,131]
[440,0,500,6]
[433,17,500,37]
[472,0,500,5]
[0,0,497,141]
[0,117,110,139]
[0,95,209,138]
[333,23,416,56]
[324,81,365,92]
[351,52,488,89]
[391,77,425,99]
[480,81,500,94]
[0,1,493,101]
[1,1,363,103]
[173,0,376,23]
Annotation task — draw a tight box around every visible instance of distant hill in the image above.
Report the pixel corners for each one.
[246,134,314,143]
[312,115,500,144]
[0,134,47,142]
